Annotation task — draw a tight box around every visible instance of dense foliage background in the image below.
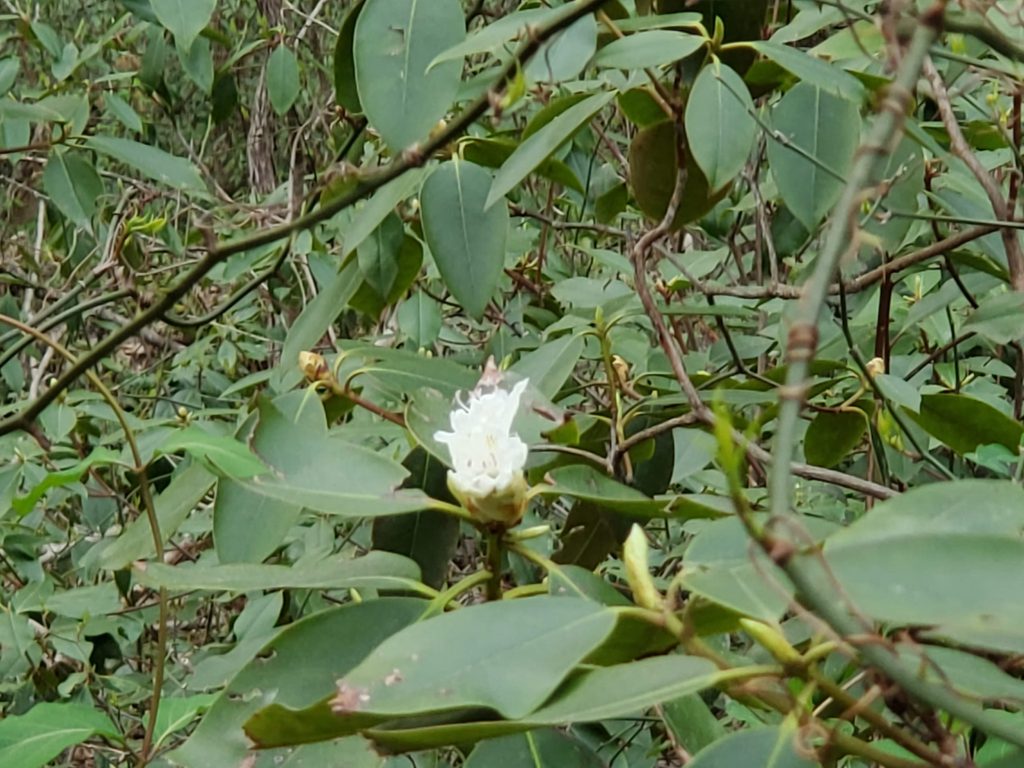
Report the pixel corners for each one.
[3,0,1024,766]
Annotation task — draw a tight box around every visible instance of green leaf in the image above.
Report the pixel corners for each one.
[486,91,615,209]
[540,465,668,517]
[246,399,426,517]
[179,35,214,94]
[907,393,1024,455]
[0,703,120,768]
[465,730,605,768]
[372,448,459,589]
[151,0,215,51]
[86,135,206,192]
[171,599,425,768]
[152,694,218,750]
[766,82,860,230]
[421,159,509,319]
[687,725,816,768]
[528,654,721,723]
[341,167,426,254]
[963,291,1024,344]
[13,447,121,517]
[97,463,216,570]
[353,0,465,151]
[429,8,558,69]
[103,92,143,133]
[525,13,596,84]
[592,30,705,70]
[364,654,725,753]
[685,61,756,192]
[158,426,267,479]
[509,334,584,400]
[357,211,404,299]
[245,597,618,746]
[662,694,727,755]
[0,58,19,97]
[43,150,103,230]
[133,551,424,593]
[744,40,865,101]
[333,0,365,112]
[803,408,869,468]
[824,481,1024,627]
[266,44,300,115]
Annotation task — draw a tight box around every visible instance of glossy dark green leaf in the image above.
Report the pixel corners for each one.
[356,211,403,299]
[907,393,1024,455]
[421,159,508,319]
[333,0,365,112]
[372,448,459,589]
[803,408,869,468]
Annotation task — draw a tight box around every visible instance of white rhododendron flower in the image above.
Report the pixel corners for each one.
[434,376,530,526]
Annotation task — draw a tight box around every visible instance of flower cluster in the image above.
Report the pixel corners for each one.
[435,376,529,526]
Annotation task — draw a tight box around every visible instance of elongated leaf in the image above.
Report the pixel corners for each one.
[98,463,215,570]
[907,393,1024,455]
[133,551,423,593]
[171,599,425,768]
[592,30,705,70]
[685,61,756,192]
[333,0,365,112]
[486,91,615,208]
[266,44,300,115]
[354,0,465,151]
[963,291,1024,344]
[745,40,865,100]
[158,427,267,479]
[421,159,508,319]
[86,135,206,191]
[245,597,619,747]
[465,730,604,768]
[687,726,816,768]
[803,408,869,468]
[824,481,1024,627]
[43,150,103,230]
[13,447,121,517]
[766,83,860,229]
[541,464,667,516]
[246,399,425,517]
[0,703,120,768]
[151,0,214,51]
[429,8,556,69]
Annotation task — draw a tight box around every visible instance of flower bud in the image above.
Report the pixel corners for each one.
[865,357,885,378]
[623,524,662,611]
[299,351,330,383]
